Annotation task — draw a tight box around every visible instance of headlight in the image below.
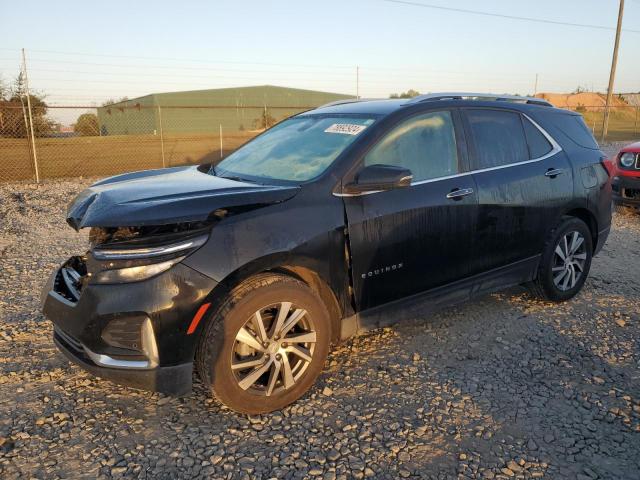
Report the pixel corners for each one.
[89,233,208,284]
[92,234,208,260]
[620,152,636,168]
[92,256,185,284]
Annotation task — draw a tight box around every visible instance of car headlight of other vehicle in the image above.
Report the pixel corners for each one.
[90,233,208,284]
[620,152,636,168]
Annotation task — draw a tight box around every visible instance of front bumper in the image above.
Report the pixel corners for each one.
[612,175,640,209]
[42,260,217,395]
[54,326,193,395]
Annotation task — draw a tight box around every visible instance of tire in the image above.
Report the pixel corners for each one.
[529,216,593,302]
[196,273,331,414]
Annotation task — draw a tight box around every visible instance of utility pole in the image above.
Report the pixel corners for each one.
[533,73,539,96]
[157,105,166,168]
[356,66,360,99]
[602,0,625,142]
[21,48,40,183]
[219,124,223,159]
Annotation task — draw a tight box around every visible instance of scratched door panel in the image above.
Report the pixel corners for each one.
[344,176,478,311]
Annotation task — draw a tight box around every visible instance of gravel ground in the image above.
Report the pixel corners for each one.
[1,143,639,479]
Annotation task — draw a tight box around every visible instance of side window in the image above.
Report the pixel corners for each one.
[544,113,599,149]
[364,111,458,182]
[466,110,528,169]
[522,116,553,159]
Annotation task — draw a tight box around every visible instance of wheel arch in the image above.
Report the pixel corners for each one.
[201,253,346,344]
[564,207,598,249]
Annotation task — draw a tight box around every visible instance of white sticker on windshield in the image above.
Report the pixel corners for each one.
[324,123,368,135]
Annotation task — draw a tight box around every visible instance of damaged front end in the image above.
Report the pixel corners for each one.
[42,219,218,394]
[43,226,223,397]
[85,222,212,285]
[42,166,300,394]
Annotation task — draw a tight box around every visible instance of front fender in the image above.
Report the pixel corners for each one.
[182,193,353,321]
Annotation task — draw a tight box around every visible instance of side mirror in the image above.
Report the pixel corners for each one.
[344,164,413,195]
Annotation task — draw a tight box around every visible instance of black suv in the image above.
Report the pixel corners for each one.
[43,93,612,414]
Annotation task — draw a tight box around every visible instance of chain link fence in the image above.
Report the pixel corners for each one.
[1,103,639,183]
[0,104,313,182]
[574,105,640,142]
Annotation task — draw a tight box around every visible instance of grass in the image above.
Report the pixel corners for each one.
[1,113,639,182]
[0,133,256,182]
[580,109,640,143]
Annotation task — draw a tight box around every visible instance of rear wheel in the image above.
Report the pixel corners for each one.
[529,217,593,302]
[196,273,331,414]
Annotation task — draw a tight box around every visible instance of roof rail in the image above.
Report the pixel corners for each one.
[317,98,378,109]
[405,92,553,107]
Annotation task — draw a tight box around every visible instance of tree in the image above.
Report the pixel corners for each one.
[74,113,99,136]
[0,77,7,100]
[390,89,420,99]
[101,97,129,107]
[253,109,277,130]
[0,72,54,137]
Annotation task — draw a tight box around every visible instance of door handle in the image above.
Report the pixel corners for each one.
[446,188,474,200]
[545,168,564,178]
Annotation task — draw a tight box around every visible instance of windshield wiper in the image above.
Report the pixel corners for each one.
[219,174,257,183]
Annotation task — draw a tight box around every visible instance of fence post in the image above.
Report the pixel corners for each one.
[219,124,223,159]
[157,105,166,168]
[22,48,40,183]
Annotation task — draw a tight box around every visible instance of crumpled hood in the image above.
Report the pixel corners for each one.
[66,166,300,230]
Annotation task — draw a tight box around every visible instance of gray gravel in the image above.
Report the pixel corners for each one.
[1,143,639,479]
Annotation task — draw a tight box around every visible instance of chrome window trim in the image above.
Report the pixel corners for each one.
[333,113,562,197]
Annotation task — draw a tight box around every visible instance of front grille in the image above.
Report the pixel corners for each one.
[53,256,87,303]
[622,188,640,200]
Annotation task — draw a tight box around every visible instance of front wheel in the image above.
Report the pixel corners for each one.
[196,273,331,414]
[529,217,593,302]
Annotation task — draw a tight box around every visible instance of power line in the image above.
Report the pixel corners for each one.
[0,48,355,70]
[0,56,587,81]
[381,0,640,33]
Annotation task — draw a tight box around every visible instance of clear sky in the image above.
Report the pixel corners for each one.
[1,0,639,123]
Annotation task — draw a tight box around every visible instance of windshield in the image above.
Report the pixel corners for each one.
[213,115,375,182]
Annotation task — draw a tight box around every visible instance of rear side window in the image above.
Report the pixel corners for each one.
[547,113,599,149]
[364,110,458,182]
[522,117,553,158]
[465,110,528,169]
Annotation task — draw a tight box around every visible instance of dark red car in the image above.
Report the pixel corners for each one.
[611,141,640,213]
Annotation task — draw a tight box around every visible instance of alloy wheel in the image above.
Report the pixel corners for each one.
[552,230,587,291]
[231,302,317,396]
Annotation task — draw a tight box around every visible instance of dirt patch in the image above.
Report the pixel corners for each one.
[537,92,629,111]
[1,159,639,479]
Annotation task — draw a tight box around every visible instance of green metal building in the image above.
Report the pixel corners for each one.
[96,85,352,136]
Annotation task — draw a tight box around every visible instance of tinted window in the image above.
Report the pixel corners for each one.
[364,111,458,182]
[215,116,375,182]
[523,116,553,158]
[546,113,599,149]
[466,110,528,169]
